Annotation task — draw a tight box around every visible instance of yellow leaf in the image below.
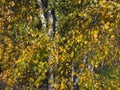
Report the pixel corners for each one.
[99,0,106,6]
[71,52,74,57]
[2,0,5,3]
[10,1,15,6]
[104,23,109,29]
[84,41,87,44]
[108,29,112,32]
[111,35,115,39]
[80,64,84,67]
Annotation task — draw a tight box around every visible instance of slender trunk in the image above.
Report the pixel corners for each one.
[38,0,57,89]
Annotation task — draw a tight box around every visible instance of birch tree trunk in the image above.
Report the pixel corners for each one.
[37,0,56,89]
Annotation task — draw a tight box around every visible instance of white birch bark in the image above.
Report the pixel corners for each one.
[37,0,56,89]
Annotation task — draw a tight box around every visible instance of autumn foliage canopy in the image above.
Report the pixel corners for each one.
[0,0,120,89]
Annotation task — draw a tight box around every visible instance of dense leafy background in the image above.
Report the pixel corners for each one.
[0,0,120,90]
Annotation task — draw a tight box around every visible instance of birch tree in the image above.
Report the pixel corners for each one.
[0,0,120,90]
